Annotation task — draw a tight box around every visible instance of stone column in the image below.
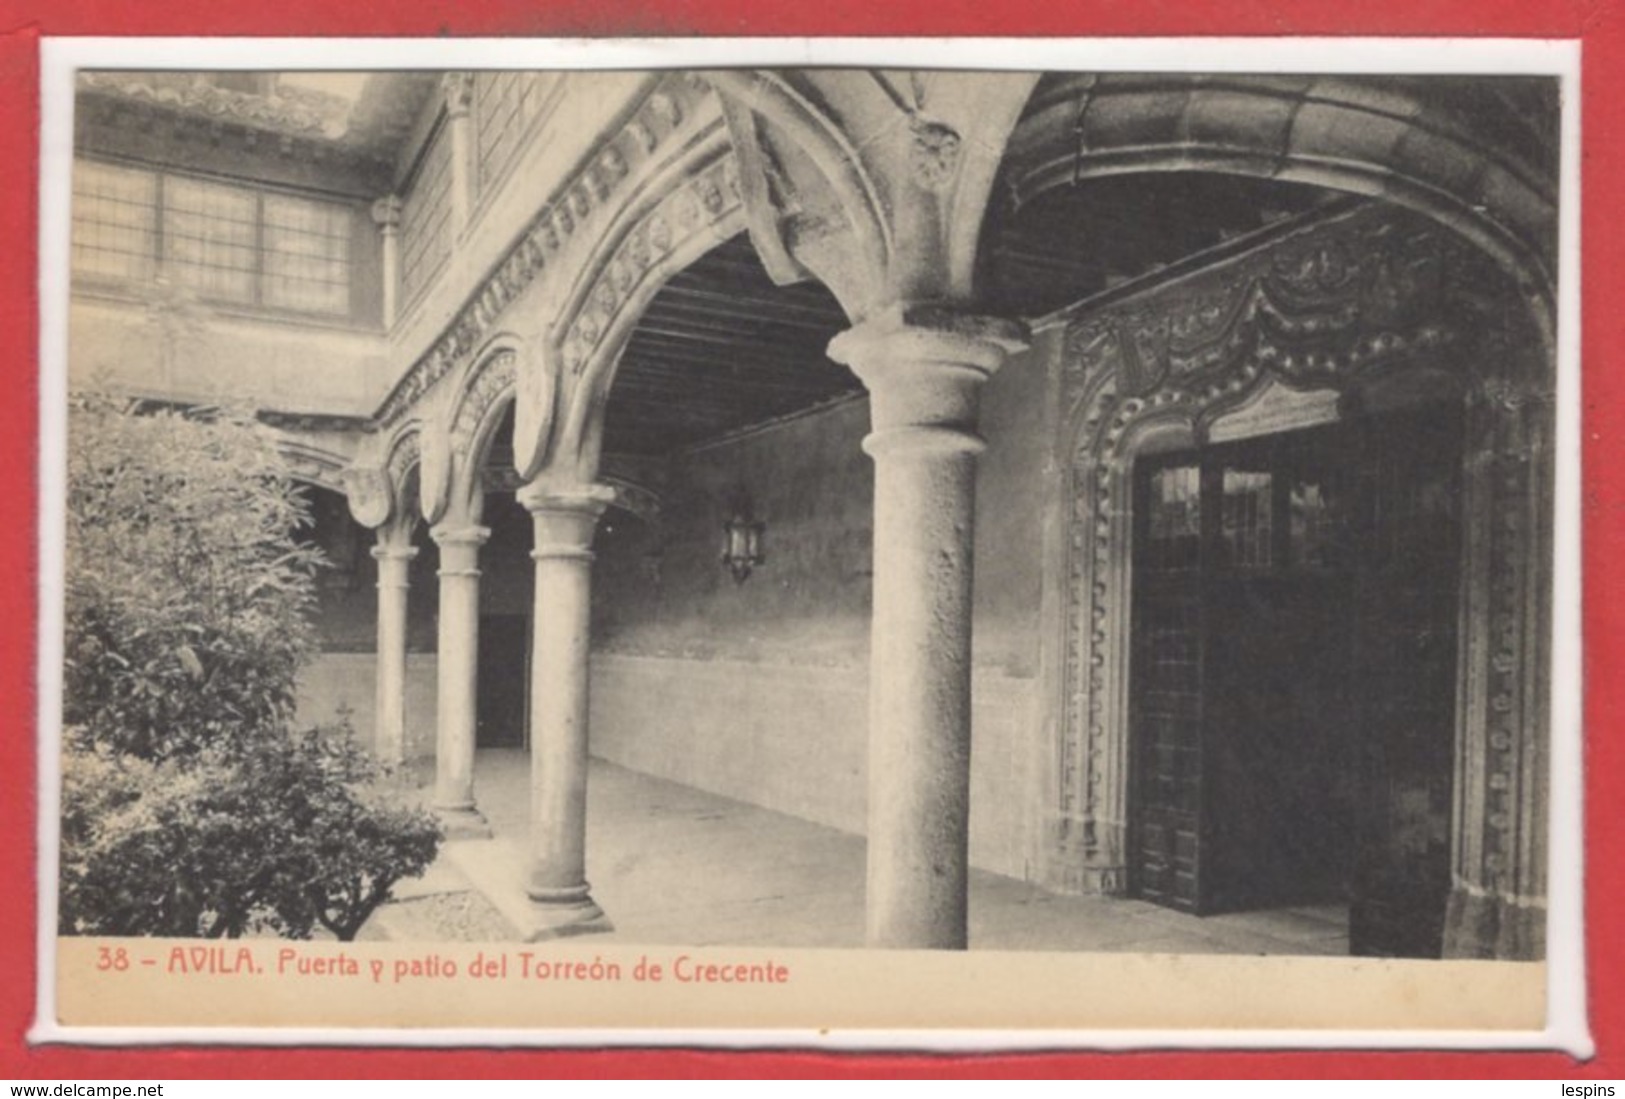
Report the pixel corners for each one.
[370,195,403,329]
[517,483,614,937]
[431,523,491,836]
[828,305,1028,950]
[371,526,417,765]
[441,73,475,232]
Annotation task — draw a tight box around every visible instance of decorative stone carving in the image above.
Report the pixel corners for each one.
[1053,205,1531,896]
[908,116,962,192]
[384,428,422,515]
[371,194,403,232]
[558,154,742,377]
[278,446,347,492]
[373,75,713,429]
[441,72,475,118]
[449,349,518,462]
[343,466,392,529]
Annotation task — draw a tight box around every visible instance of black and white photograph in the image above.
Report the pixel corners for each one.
[38,41,1581,1041]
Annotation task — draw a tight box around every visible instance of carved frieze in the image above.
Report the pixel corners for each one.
[384,427,422,511]
[557,154,742,376]
[374,76,713,429]
[449,349,518,461]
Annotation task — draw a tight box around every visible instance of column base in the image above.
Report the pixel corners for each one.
[434,805,493,841]
[521,897,614,942]
[441,839,613,942]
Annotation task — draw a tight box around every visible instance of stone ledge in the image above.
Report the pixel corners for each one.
[443,838,615,943]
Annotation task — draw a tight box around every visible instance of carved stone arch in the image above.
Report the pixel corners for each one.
[1004,75,1558,339]
[714,69,1039,318]
[706,69,892,305]
[276,441,349,495]
[377,420,425,532]
[549,140,748,482]
[1050,204,1552,960]
[440,340,522,517]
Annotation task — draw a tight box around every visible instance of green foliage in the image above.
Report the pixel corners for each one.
[64,395,322,760]
[60,395,441,940]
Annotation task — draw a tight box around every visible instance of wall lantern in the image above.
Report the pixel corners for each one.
[721,502,766,585]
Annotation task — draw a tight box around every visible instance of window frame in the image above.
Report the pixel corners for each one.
[71,154,361,323]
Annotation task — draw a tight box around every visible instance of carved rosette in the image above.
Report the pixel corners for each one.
[1053,206,1526,895]
[907,116,963,192]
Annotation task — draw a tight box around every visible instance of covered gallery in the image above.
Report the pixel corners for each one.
[67,65,1557,958]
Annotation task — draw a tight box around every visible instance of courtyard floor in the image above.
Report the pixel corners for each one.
[369,749,1350,956]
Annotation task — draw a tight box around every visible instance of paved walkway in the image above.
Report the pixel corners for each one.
[375,750,1349,956]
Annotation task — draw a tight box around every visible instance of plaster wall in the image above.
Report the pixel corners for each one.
[585,351,1055,881]
[69,296,390,415]
[298,651,438,760]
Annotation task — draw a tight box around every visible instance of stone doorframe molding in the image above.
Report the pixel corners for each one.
[1051,203,1552,961]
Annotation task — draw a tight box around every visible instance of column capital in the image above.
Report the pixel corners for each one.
[828,304,1029,459]
[828,304,1029,375]
[370,194,403,233]
[430,524,491,548]
[519,482,614,560]
[432,525,490,577]
[441,72,475,119]
[516,481,615,516]
[370,543,420,563]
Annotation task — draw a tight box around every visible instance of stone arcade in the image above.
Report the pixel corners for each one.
[67,67,1557,958]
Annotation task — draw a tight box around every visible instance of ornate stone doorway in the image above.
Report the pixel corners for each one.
[1055,203,1552,959]
[1126,407,1465,957]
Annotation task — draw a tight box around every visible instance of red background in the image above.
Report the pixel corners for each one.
[0,0,1618,1080]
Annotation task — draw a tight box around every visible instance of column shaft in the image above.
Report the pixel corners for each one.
[380,228,399,329]
[371,543,416,764]
[865,433,982,947]
[829,305,1027,951]
[432,526,489,823]
[521,487,612,932]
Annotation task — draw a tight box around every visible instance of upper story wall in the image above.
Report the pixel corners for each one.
[66,143,391,409]
[382,72,666,404]
[67,71,671,422]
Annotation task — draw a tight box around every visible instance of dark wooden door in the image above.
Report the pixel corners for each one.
[476,614,530,749]
[1202,429,1357,913]
[1128,411,1462,946]
[1129,424,1359,916]
[1129,460,1206,911]
[1347,407,1462,957]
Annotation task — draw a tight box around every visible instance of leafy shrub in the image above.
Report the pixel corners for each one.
[59,396,441,939]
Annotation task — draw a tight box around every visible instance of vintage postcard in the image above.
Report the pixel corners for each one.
[32,37,1586,1050]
